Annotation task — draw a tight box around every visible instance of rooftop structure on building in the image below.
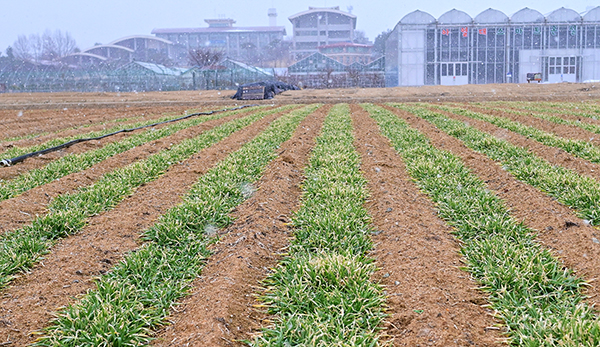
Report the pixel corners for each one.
[289,6,357,60]
[386,6,600,86]
[152,15,286,65]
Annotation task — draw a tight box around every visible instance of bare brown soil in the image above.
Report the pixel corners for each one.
[0,107,261,234]
[0,106,209,158]
[351,104,500,346]
[0,107,285,345]
[462,104,600,150]
[384,104,600,305]
[0,84,600,346]
[1,83,600,111]
[494,103,600,127]
[434,105,600,184]
[152,105,328,347]
[0,106,195,142]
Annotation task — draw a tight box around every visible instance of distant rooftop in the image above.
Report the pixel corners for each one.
[204,19,236,28]
[151,26,286,34]
[152,17,286,35]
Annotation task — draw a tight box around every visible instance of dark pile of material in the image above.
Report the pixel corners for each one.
[231,81,299,100]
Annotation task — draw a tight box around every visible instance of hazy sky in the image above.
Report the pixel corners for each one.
[0,0,596,53]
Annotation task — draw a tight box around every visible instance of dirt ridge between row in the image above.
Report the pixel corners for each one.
[0,106,192,157]
[428,105,600,197]
[462,104,600,149]
[0,106,188,142]
[496,104,600,127]
[383,104,600,305]
[0,107,264,234]
[351,104,500,346]
[151,105,329,346]
[0,107,288,346]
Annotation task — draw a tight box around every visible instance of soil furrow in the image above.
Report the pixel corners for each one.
[151,105,328,347]
[461,104,600,148]
[0,107,223,181]
[427,106,600,184]
[0,106,194,156]
[0,107,287,346]
[351,104,500,346]
[0,106,185,141]
[0,108,264,234]
[496,104,600,125]
[383,104,600,304]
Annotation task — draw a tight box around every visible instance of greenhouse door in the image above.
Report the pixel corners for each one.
[440,62,468,85]
[547,56,578,83]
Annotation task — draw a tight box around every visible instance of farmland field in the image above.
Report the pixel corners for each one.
[1,83,600,346]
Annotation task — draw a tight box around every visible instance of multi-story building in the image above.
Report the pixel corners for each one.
[152,18,286,65]
[289,6,356,60]
[386,6,600,86]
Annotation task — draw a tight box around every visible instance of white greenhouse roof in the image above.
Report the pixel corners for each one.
[400,10,436,25]
[510,7,545,23]
[546,7,582,22]
[474,8,509,24]
[393,6,600,27]
[583,6,600,22]
[438,9,472,24]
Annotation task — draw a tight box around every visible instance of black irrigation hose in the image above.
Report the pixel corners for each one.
[0,104,259,167]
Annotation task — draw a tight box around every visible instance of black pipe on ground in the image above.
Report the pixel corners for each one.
[1,104,258,167]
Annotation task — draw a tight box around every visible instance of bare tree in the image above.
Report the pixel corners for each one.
[353,30,370,45]
[188,47,224,68]
[42,30,78,60]
[373,29,392,58]
[12,35,32,61]
[12,30,78,62]
[30,34,44,61]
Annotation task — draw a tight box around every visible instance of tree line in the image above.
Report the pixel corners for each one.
[11,30,79,63]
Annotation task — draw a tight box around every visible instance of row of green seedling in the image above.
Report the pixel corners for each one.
[489,101,600,120]
[397,104,600,225]
[469,103,600,137]
[434,103,600,165]
[0,109,155,146]
[0,108,209,159]
[364,103,600,346]
[34,104,319,346]
[255,104,386,346]
[0,105,294,290]
[0,131,51,145]
[0,106,265,202]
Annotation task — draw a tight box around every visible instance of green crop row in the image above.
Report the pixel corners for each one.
[255,104,386,346]
[364,103,600,346]
[473,103,600,136]
[34,104,319,347]
[0,131,51,145]
[0,110,154,146]
[489,101,600,119]
[0,108,207,160]
[0,106,288,290]
[0,106,266,202]
[395,104,600,225]
[434,104,600,164]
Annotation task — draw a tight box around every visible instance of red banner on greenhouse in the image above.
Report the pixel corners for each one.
[478,28,487,35]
